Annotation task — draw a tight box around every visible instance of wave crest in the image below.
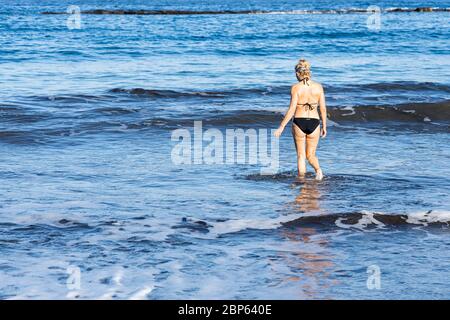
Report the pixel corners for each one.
[179,210,450,237]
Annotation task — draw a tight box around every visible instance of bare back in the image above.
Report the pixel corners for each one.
[293,80,323,119]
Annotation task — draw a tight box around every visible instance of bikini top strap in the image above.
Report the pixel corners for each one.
[300,102,318,110]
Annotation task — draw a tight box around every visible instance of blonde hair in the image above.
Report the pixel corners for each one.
[295,59,311,83]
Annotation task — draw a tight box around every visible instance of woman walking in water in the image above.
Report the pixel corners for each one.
[274,59,327,180]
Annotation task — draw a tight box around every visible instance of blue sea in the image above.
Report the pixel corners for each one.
[0,0,449,299]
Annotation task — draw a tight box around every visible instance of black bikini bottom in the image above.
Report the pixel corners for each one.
[293,118,320,135]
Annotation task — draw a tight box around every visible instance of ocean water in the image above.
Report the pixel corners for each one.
[0,0,449,299]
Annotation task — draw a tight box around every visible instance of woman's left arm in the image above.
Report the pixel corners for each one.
[274,85,298,137]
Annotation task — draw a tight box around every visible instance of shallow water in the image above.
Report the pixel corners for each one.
[0,0,449,299]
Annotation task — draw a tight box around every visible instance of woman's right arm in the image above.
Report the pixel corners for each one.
[319,85,327,138]
[274,85,298,138]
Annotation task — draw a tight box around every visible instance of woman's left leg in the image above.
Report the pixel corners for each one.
[292,124,306,176]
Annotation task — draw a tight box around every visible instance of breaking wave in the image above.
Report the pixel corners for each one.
[109,82,450,99]
[1,100,448,144]
[178,210,450,237]
[127,101,450,125]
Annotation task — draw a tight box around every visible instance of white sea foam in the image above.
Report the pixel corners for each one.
[406,210,450,226]
[340,106,356,116]
[335,211,385,230]
[335,210,450,230]
[327,119,340,127]
[208,210,450,236]
[208,213,305,236]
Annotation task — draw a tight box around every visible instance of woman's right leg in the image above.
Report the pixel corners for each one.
[306,125,323,180]
[292,124,306,176]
